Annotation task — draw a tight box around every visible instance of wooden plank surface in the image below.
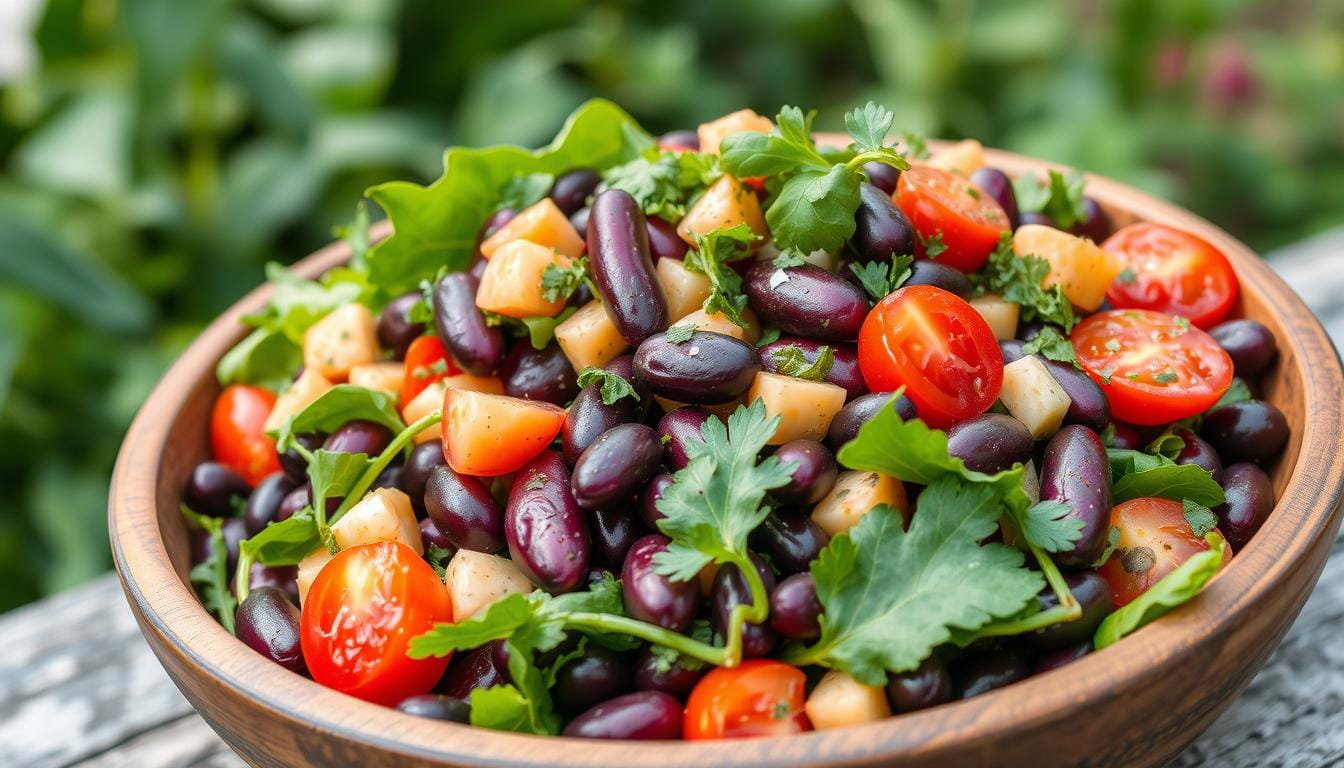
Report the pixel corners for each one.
[2,234,1342,768]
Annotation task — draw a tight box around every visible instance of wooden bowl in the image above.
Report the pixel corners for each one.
[111,144,1344,768]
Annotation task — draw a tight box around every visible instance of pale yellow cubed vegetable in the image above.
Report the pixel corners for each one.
[804,670,892,731]
[296,548,335,605]
[812,470,908,536]
[747,372,847,445]
[402,380,446,445]
[657,258,713,321]
[969,292,1020,341]
[331,487,423,555]
[479,198,585,260]
[476,240,572,319]
[303,304,379,382]
[1013,224,1121,312]
[696,108,773,155]
[675,306,760,344]
[677,175,768,246]
[264,368,333,433]
[555,300,629,372]
[444,549,534,622]
[999,356,1072,440]
[926,139,984,177]
[348,362,404,398]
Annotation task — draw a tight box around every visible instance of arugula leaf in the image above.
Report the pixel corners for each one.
[973,234,1076,331]
[272,384,405,449]
[795,484,1043,684]
[540,257,589,303]
[576,366,640,406]
[653,400,797,581]
[684,224,759,327]
[496,172,555,212]
[307,449,376,550]
[1094,532,1228,648]
[239,508,320,566]
[180,505,238,633]
[766,165,862,254]
[1013,170,1088,229]
[770,344,835,381]
[848,254,914,302]
[844,102,896,153]
[1020,327,1079,367]
[468,685,538,733]
[216,327,304,391]
[664,323,696,344]
[1112,463,1225,507]
[1182,500,1219,538]
[1021,500,1086,553]
[1106,447,1174,477]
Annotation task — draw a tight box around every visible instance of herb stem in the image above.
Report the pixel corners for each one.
[561,612,732,667]
[844,149,911,175]
[209,521,236,634]
[327,409,443,531]
[969,543,1080,640]
[234,548,255,606]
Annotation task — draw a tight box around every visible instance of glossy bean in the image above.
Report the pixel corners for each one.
[659,130,699,151]
[562,691,684,740]
[396,694,471,723]
[244,472,298,535]
[1026,571,1114,651]
[501,341,579,405]
[848,182,916,264]
[377,292,426,359]
[588,189,669,344]
[479,208,517,244]
[1174,428,1224,483]
[436,643,505,699]
[953,650,1029,699]
[1107,422,1144,451]
[279,433,324,482]
[771,440,838,505]
[235,586,305,672]
[621,534,698,632]
[757,338,865,401]
[569,206,591,237]
[1210,319,1277,376]
[998,339,1026,365]
[185,462,251,517]
[562,385,641,465]
[825,392,916,451]
[1033,641,1092,674]
[589,506,640,570]
[647,216,689,262]
[419,517,456,554]
[968,167,1020,229]
[433,272,506,376]
[1215,462,1275,550]
[751,511,830,576]
[371,463,402,491]
[769,572,822,640]
[1040,425,1112,569]
[745,262,868,342]
[1019,211,1053,228]
[603,353,638,384]
[946,413,1033,474]
[1200,400,1289,464]
[639,473,674,530]
[573,424,664,510]
[425,465,505,554]
[861,161,900,195]
[1041,358,1111,432]
[903,259,973,300]
[711,558,777,659]
[658,407,709,471]
[634,331,760,404]
[633,645,705,697]
[551,168,602,215]
[1068,198,1112,242]
[506,452,590,593]
[323,419,394,457]
[401,442,448,507]
[553,645,633,715]
[886,657,952,714]
[247,561,299,604]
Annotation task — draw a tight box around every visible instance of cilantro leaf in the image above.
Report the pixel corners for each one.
[180,505,238,633]
[496,172,555,213]
[272,384,405,449]
[1020,327,1079,368]
[685,224,759,327]
[772,248,808,269]
[653,400,797,581]
[1021,500,1086,553]
[719,130,828,178]
[848,254,914,302]
[973,234,1076,331]
[1012,170,1087,229]
[755,327,781,347]
[767,165,862,254]
[576,366,640,406]
[770,344,836,382]
[844,101,895,153]
[540,257,589,303]
[1182,500,1219,538]
[920,232,948,259]
[664,323,696,344]
[796,483,1044,684]
[1094,532,1228,648]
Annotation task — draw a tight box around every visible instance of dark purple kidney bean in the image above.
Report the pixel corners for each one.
[886,657,952,714]
[419,517,457,555]
[647,216,689,262]
[506,452,590,593]
[468,257,489,283]
[1040,425,1112,569]
[377,292,426,359]
[1040,358,1111,432]
[425,465,505,554]
[221,516,246,572]
[563,691,683,740]
[757,338,865,401]
[1016,320,1053,342]
[551,168,601,215]
[947,413,1033,474]
[953,650,1029,699]
[372,463,402,491]
[622,534,698,632]
[235,586,304,672]
[1033,641,1093,674]
[569,206,591,236]
[639,473,674,530]
[1210,319,1277,376]
[244,472,297,535]
[279,432,324,482]
[479,208,517,244]
[635,331,760,404]
[436,643,505,699]
[1107,422,1144,451]
[603,352,638,384]
[904,259,973,300]
[276,485,309,524]
[323,419,393,457]
[1174,428,1224,483]
[587,189,669,345]
[769,572,822,640]
[1215,462,1274,550]
[501,341,579,405]
[433,272,505,376]
[246,562,299,605]
[632,645,705,697]
[1201,400,1289,464]
[825,392,916,451]
[968,167,1020,229]
[589,506,639,570]
[752,511,830,576]
[401,442,447,505]
[660,129,699,150]
[771,440,838,505]
[711,557,777,659]
[397,694,470,723]
[553,645,632,715]
[185,462,251,517]
[1019,211,1053,228]
[848,182,915,264]
[658,407,709,470]
[861,161,900,195]
[999,339,1026,365]
[1026,571,1114,651]
[745,262,868,342]
[562,386,641,466]
[573,424,664,510]
[1068,198,1111,242]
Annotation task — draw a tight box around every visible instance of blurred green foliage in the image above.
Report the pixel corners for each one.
[0,0,1340,611]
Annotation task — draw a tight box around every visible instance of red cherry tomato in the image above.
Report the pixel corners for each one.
[1071,309,1233,426]
[895,165,1010,273]
[1098,497,1232,607]
[857,285,1004,429]
[211,384,281,486]
[300,541,453,706]
[684,660,810,740]
[402,336,460,405]
[1103,223,1239,329]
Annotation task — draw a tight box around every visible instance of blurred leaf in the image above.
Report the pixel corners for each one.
[12,88,132,196]
[121,0,231,103]
[219,16,314,137]
[282,25,396,110]
[30,461,111,594]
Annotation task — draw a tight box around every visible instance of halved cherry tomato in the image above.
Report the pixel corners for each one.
[857,284,1004,429]
[1071,309,1233,426]
[300,540,453,706]
[895,165,1010,273]
[1098,497,1232,607]
[402,336,461,405]
[211,384,281,486]
[442,388,565,476]
[1103,223,1239,329]
[684,660,810,740]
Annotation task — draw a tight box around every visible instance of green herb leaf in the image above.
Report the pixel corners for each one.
[664,323,696,344]
[1211,378,1253,410]
[921,232,948,259]
[755,327,782,347]
[684,224,759,327]
[1182,500,1219,538]
[540,257,589,303]
[844,101,895,153]
[1094,533,1228,648]
[1013,170,1087,229]
[848,254,914,302]
[770,344,835,382]
[1020,327,1079,367]
[333,202,374,271]
[1021,500,1086,553]
[521,307,577,350]
[1093,526,1122,568]
[972,234,1076,331]
[719,131,828,178]
[497,172,555,212]
[772,248,808,269]
[899,131,930,160]
[766,165,862,254]
[576,366,640,406]
[427,544,455,578]
[1112,464,1225,507]
[273,384,405,450]
[180,505,238,633]
[239,508,320,566]
[1145,430,1188,460]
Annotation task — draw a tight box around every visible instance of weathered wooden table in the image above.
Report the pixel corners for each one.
[4,231,1343,768]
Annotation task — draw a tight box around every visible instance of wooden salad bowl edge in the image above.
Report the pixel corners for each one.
[110,142,1344,768]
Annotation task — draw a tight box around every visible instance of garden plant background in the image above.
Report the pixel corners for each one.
[0,0,1340,612]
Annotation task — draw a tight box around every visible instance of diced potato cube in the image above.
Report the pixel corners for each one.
[999,356,1072,439]
[657,258,713,321]
[555,300,629,372]
[264,368,334,433]
[480,198,585,261]
[747,372,847,445]
[812,470,908,536]
[348,362,403,397]
[805,671,892,730]
[697,108,774,155]
[331,487,423,555]
[296,548,334,605]
[1013,224,1121,311]
[402,380,447,445]
[476,240,572,319]
[303,304,379,382]
[444,549,534,622]
[675,307,760,343]
[677,175,768,246]
[926,139,984,177]
[969,292,1020,340]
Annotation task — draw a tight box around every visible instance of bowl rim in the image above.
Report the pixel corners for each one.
[110,143,1344,767]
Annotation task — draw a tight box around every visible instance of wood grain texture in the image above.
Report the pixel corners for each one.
[106,146,1344,768]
